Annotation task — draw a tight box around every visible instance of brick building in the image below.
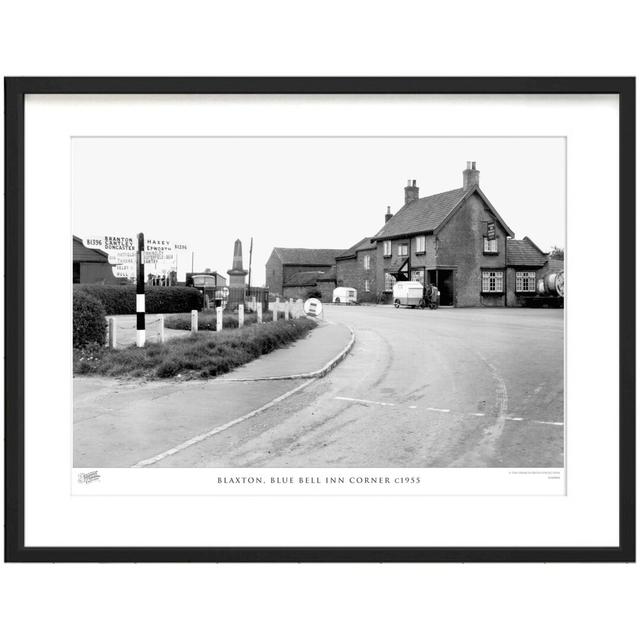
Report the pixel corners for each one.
[266,163,562,307]
[335,237,377,302]
[265,247,344,297]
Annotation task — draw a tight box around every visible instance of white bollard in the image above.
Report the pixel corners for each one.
[238,303,245,328]
[216,307,223,332]
[159,314,165,343]
[257,305,263,323]
[191,310,198,334]
[108,317,117,349]
[284,301,290,320]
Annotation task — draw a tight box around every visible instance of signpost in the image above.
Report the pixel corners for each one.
[81,235,188,280]
[136,233,145,347]
[80,233,192,348]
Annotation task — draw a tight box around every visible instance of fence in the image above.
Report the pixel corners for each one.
[107,297,304,349]
[106,315,167,349]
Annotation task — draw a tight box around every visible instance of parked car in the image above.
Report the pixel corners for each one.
[393,281,425,308]
[332,286,358,304]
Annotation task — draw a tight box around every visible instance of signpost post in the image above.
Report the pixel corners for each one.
[136,232,145,347]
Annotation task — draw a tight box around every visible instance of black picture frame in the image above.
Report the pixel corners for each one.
[4,77,635,563]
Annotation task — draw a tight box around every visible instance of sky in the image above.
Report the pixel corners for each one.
[72,137,565,285]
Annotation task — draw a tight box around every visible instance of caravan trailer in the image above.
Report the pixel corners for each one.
[332,287,358,304]
[392,281,425,308]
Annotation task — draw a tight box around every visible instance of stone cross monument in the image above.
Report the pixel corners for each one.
[227,238,248,288]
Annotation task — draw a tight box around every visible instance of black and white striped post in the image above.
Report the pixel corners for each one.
[136,232,145,347]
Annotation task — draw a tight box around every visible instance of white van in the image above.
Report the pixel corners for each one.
[393,281,425,308]
[332,287,358,304]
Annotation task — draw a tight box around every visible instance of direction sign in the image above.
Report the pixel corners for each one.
[81,235,189,280]
[303,298,323,317]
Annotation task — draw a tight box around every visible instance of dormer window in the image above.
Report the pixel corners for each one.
[483,237,498,254]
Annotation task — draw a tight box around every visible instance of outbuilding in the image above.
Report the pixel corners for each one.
[72,235,125,284]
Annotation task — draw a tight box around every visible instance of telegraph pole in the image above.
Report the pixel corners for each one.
[248,237,253,289]
[136,232,145,347]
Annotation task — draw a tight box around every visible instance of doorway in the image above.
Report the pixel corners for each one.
[428,269,454,306]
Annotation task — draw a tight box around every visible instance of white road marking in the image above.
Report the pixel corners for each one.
[334,397,563,426]
[334,396,395,406]
[133,378,316,468]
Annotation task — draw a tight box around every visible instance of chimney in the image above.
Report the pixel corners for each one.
[463,161,480,189]
[404,179,419,204]
[385,205,393,223]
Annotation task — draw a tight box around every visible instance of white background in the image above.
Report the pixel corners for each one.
[1,2,638,640]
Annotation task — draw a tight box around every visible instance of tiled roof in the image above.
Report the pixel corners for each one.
[336,237,374,259]
[372,188,467,239]
[274,247,345,266]
[386,256,409,275]
[507,237,548,267]
[284,270,325,286]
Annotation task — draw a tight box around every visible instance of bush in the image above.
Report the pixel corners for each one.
[73,284,203,315]
[74,317,317,379]
[73,290,107,348]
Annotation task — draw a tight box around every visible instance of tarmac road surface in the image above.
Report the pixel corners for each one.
[152,305,564,468]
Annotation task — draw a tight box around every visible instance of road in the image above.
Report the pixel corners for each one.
[152,306,564,468]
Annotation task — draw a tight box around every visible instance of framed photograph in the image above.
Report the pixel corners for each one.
[4,77,635,562]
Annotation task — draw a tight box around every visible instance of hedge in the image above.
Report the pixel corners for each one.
[74,284,203,315]
[73,290,107,348]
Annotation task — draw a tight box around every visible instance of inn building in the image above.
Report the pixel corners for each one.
[268,163,561,307]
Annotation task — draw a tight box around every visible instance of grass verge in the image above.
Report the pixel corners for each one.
[164,309,273,331]
[74,317,316,379]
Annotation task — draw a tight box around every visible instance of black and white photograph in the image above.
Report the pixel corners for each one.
[7,76,632,564]
[72,137,565,476]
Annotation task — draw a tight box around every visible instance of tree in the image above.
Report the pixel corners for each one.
[549,246,564,260]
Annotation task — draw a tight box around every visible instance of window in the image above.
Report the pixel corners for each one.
[482,270,504,293]
[384,271,396,291]
[483,237,498,254]
[364,279,370,292]
[363,254,371,270]
[516,271,536,292]
[411,270,424,284]
[415,236,426,253]
[398,243,408,256]
[383,240,392,257]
